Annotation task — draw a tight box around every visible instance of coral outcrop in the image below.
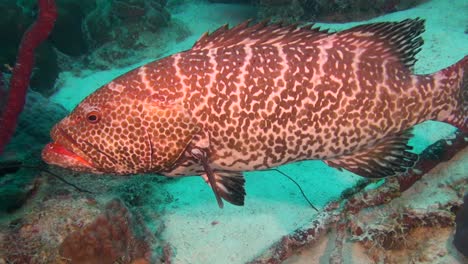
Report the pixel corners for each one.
[0,167,169,264]
[59,199,152,264]
[256,0,426,23]
[454,194,468,257]
[0,0,174,96]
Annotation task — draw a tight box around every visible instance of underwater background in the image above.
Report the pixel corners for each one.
[0,0,467,263]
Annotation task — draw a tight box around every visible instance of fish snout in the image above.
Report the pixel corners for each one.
[41,142,94,171]
[42,124,97,172]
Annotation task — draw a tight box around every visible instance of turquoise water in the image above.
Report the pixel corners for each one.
[0,0,467,263]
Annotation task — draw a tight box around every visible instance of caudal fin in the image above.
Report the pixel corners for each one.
[435,55,467,132]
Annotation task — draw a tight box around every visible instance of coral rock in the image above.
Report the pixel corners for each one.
[59,199,151,264]
[454,194,468,257]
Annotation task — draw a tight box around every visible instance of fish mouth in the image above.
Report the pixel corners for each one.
[42,126,98,173]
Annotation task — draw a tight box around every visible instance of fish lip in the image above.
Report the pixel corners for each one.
[46,126,98,171]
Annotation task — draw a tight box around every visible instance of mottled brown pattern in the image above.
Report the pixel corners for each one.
[44,66,199,174]
[42,19,466,185]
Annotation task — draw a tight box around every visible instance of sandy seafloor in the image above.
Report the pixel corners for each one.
[42,0,467,263]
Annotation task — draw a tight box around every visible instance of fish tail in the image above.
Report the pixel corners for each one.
[434,55,468,132]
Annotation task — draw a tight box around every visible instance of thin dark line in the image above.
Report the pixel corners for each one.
[145,129,153,171]
[83,139,119,165]
[38,166,94,193]
[1,162,93,193]
[267,168,319,211]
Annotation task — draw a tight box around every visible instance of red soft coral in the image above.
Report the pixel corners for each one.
[0,0,57,155]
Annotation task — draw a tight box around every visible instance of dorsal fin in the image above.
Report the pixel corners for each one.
[192,20,330,50]
[337,18,425,70]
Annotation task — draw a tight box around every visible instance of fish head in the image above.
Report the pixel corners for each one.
[42,82,199,175]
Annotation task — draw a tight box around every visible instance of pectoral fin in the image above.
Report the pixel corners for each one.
[325,129,418,178]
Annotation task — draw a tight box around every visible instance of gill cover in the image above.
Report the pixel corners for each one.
[144,101,200,172]
[44,96,200,175]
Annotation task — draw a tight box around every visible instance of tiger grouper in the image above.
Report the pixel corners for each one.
[42,19,468,208]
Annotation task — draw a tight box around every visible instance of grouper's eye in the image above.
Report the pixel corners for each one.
[86,111,100,124]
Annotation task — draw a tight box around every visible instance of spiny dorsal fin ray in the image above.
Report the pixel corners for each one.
[192,20,330,50]
[337,18,425,70]
[325,129,418,178]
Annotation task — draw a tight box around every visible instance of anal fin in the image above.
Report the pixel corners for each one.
[325,129,418,178]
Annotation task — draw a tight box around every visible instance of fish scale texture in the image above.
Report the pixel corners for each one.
[42,19,467,207]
